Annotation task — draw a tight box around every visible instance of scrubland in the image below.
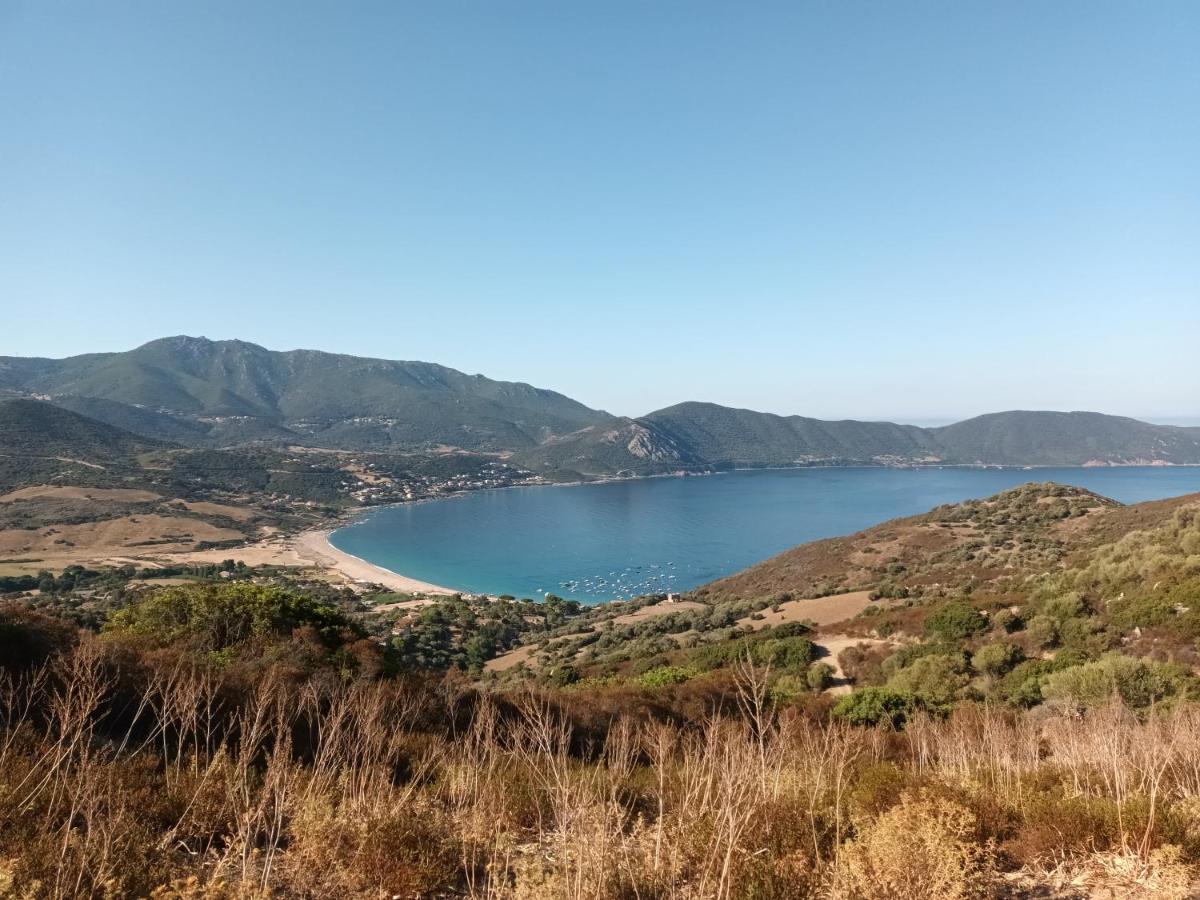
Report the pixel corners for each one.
[4,482,1200,897]
[2,619,1200,899]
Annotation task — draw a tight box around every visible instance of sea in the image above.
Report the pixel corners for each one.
[328,466,1200,603]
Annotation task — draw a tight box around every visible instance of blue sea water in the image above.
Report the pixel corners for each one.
[328,467,1200,603]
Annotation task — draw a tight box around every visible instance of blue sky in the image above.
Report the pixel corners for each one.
[2,1,1197,421]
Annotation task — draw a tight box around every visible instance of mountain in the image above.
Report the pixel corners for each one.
[0,336,613,451]
[3,337,1200,472]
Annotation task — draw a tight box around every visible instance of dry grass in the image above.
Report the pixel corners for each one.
[2,641,1200,898]
[0,485,163,503]
[735,591,878,631]
[0,514,244,557]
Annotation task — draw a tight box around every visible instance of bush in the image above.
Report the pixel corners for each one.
[994,659,1052,707]
[1041,654,1196,711]
[924,601,987,642]
[105,583,355,652]
[753,636,816,671]
[807,662,836,692]
[833,688,919,728]
[886,654,971,709]
[972,641,1024,677]
[835,791,996,899]
[1025,614,1060,649]
[771,621,812,638]
[637,665,695,689]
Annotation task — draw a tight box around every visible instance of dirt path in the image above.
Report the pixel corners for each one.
[812,634,890,695]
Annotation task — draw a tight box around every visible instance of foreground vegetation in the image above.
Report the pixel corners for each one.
[2,587,1200,898]
[4,481,1200,896]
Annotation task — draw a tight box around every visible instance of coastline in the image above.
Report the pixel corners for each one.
[292,529,460,596]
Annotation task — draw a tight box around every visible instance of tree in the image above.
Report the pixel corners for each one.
[1041,654,1195,712]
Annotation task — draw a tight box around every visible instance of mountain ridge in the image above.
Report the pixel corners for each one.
[3,337,1200,473]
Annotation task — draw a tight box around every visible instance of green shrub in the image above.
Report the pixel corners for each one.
[806,662,836,692]
[771,621,812,638]
[972,641,1024,677]
[886,654,970,709]
[834,688,919,728]
[924,601,987,642]
[1024,614,1060,649]
[753,636,816,671]
[637,665,696,689]
[994,659,1052,707]
[104,583,355,652]
[1041,654,1196,711]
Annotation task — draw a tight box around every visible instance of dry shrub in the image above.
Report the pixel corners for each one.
[834,790,997,900]
[1007,845,1199,899]
[147,875,255,899]
[845,762,911,826]
[6,624,1200,899]
[1004,790,1126,865]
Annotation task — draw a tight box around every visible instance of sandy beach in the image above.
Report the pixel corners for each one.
[292,530,459,595]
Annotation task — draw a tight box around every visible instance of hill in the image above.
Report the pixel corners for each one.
[4,337,1200,472]
[0,398,168,461]
[642,401,941,467]
[490,482,1200,706]
[512,418,703,479]
[519,405,1200,475]
[930,409,1200,465]
[0,336,612,451]
[637,403,1200,469]
[691,481,1128,606]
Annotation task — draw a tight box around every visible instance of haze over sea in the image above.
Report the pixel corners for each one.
[330,467,1200,603]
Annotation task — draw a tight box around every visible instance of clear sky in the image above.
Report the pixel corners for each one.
[2,1,1197,422]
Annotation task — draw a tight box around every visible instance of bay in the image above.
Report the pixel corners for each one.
[329,467,1200,602]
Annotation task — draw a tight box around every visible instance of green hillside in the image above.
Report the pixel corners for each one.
[0,398,168,461]
[931,410,1200,465]
[4,337,1200,472]
[642,401,940,466]
[0,336,613,452]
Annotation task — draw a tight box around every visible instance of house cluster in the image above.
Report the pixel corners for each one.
[342,459,543,506]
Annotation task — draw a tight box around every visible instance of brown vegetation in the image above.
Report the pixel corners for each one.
[2,612,1200,898]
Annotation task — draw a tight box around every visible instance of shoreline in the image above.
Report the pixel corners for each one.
[292,529,461,596]
[304,462,1200,598]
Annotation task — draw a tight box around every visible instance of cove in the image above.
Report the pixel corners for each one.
[328,467,1200,603]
